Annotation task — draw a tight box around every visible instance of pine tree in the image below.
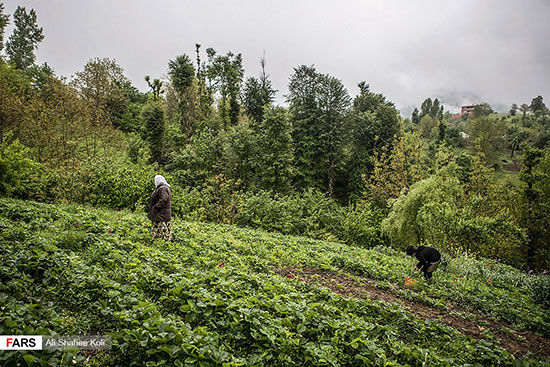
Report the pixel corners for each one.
[242,55,276,124]
[5,6,44,69]
[0,2,9,54]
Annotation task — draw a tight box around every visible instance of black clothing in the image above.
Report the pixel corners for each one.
[148,184,172,222]
[414,246,441,272]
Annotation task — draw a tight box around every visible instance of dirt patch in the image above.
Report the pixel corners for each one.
[273,267,550,358]
[503,160,522,172]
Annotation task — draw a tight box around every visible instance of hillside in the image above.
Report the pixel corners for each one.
[1,198,549,366]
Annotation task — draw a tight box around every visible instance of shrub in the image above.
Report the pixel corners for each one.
[530,276,550,309]
[173,186,385,244]
[341,202,386,247]
[0,138,51,200]
[235,188,344,240]
[171,174,243,224]
[64,156,156,211]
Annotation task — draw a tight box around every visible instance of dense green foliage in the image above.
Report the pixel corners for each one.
[142,98,166,165]
[1,45,549,268]
[1,4,549,365]
[1,198,548,366]
[381,173,528,265]
[287,65,351,198]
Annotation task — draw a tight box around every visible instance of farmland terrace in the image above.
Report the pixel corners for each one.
[0,198,549,366]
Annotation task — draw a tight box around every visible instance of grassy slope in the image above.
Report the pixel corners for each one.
[0,198,548,366]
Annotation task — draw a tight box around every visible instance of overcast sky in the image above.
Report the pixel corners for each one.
[3,0,550,115]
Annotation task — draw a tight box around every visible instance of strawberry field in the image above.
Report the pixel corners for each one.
[0,198,549,366]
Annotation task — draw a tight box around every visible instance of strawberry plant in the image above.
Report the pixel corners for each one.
[0,198,548,366]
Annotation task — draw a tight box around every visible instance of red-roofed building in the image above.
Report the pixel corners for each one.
[461,104,477,115]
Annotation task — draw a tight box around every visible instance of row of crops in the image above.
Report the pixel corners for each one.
[0,198,548,366]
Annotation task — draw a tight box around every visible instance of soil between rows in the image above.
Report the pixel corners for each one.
[273,267,550,358]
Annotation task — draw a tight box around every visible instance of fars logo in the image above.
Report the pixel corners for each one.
[0,336,43,350]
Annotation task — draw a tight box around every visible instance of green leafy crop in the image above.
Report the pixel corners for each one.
[0,198,548,366]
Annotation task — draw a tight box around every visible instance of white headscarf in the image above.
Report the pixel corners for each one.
[154,175,171,188]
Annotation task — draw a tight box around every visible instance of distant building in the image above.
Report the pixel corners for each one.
[461,104,477,115]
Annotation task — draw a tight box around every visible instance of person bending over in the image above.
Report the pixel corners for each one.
[406,245,442,283]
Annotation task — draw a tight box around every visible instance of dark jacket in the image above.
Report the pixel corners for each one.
[415,246,441,272]
[148,184,172,222]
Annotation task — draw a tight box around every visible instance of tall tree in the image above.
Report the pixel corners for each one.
[530,95,547,115]
[287,65,320,190]
[347,82,400,199]
[318,73,351,197]
[420,98,432,118]
[466,116,506,164]
[142,98,165,166]
[71,58,130,128]
[519,103,529,120]
[472,103,494,118]
[363,132,426,206]
[419,97,443,120]
[144,75,164,99]
[430,98,444,120]
[510,103,518,116]
[0,2,9,54]
[288,65,350,197]
[168,54,196,140]
[252,106,293,192]
[206,48,244,126]
[520,143,544,268]
[5,6,44,69]
[411,108,420,124]
[168,54,194,94]
[194,44,214,122]
[242,54,276,123]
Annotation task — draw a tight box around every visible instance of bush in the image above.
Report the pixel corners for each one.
[341,202,386,247]
[530,276,550,309]
[64,156,156,211]
[173,186,386,244]
[0,139,53,200]
[171,174,243,224]
[235,188,344,240]
[165,131,223,188]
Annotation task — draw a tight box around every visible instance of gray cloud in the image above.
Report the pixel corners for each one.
[3,0,549,115]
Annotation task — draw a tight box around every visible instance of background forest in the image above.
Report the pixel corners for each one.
[1,4,549,271]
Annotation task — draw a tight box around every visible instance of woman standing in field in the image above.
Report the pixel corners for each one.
[148,175,172,241]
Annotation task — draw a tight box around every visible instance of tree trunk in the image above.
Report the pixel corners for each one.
[328,155,335,198]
